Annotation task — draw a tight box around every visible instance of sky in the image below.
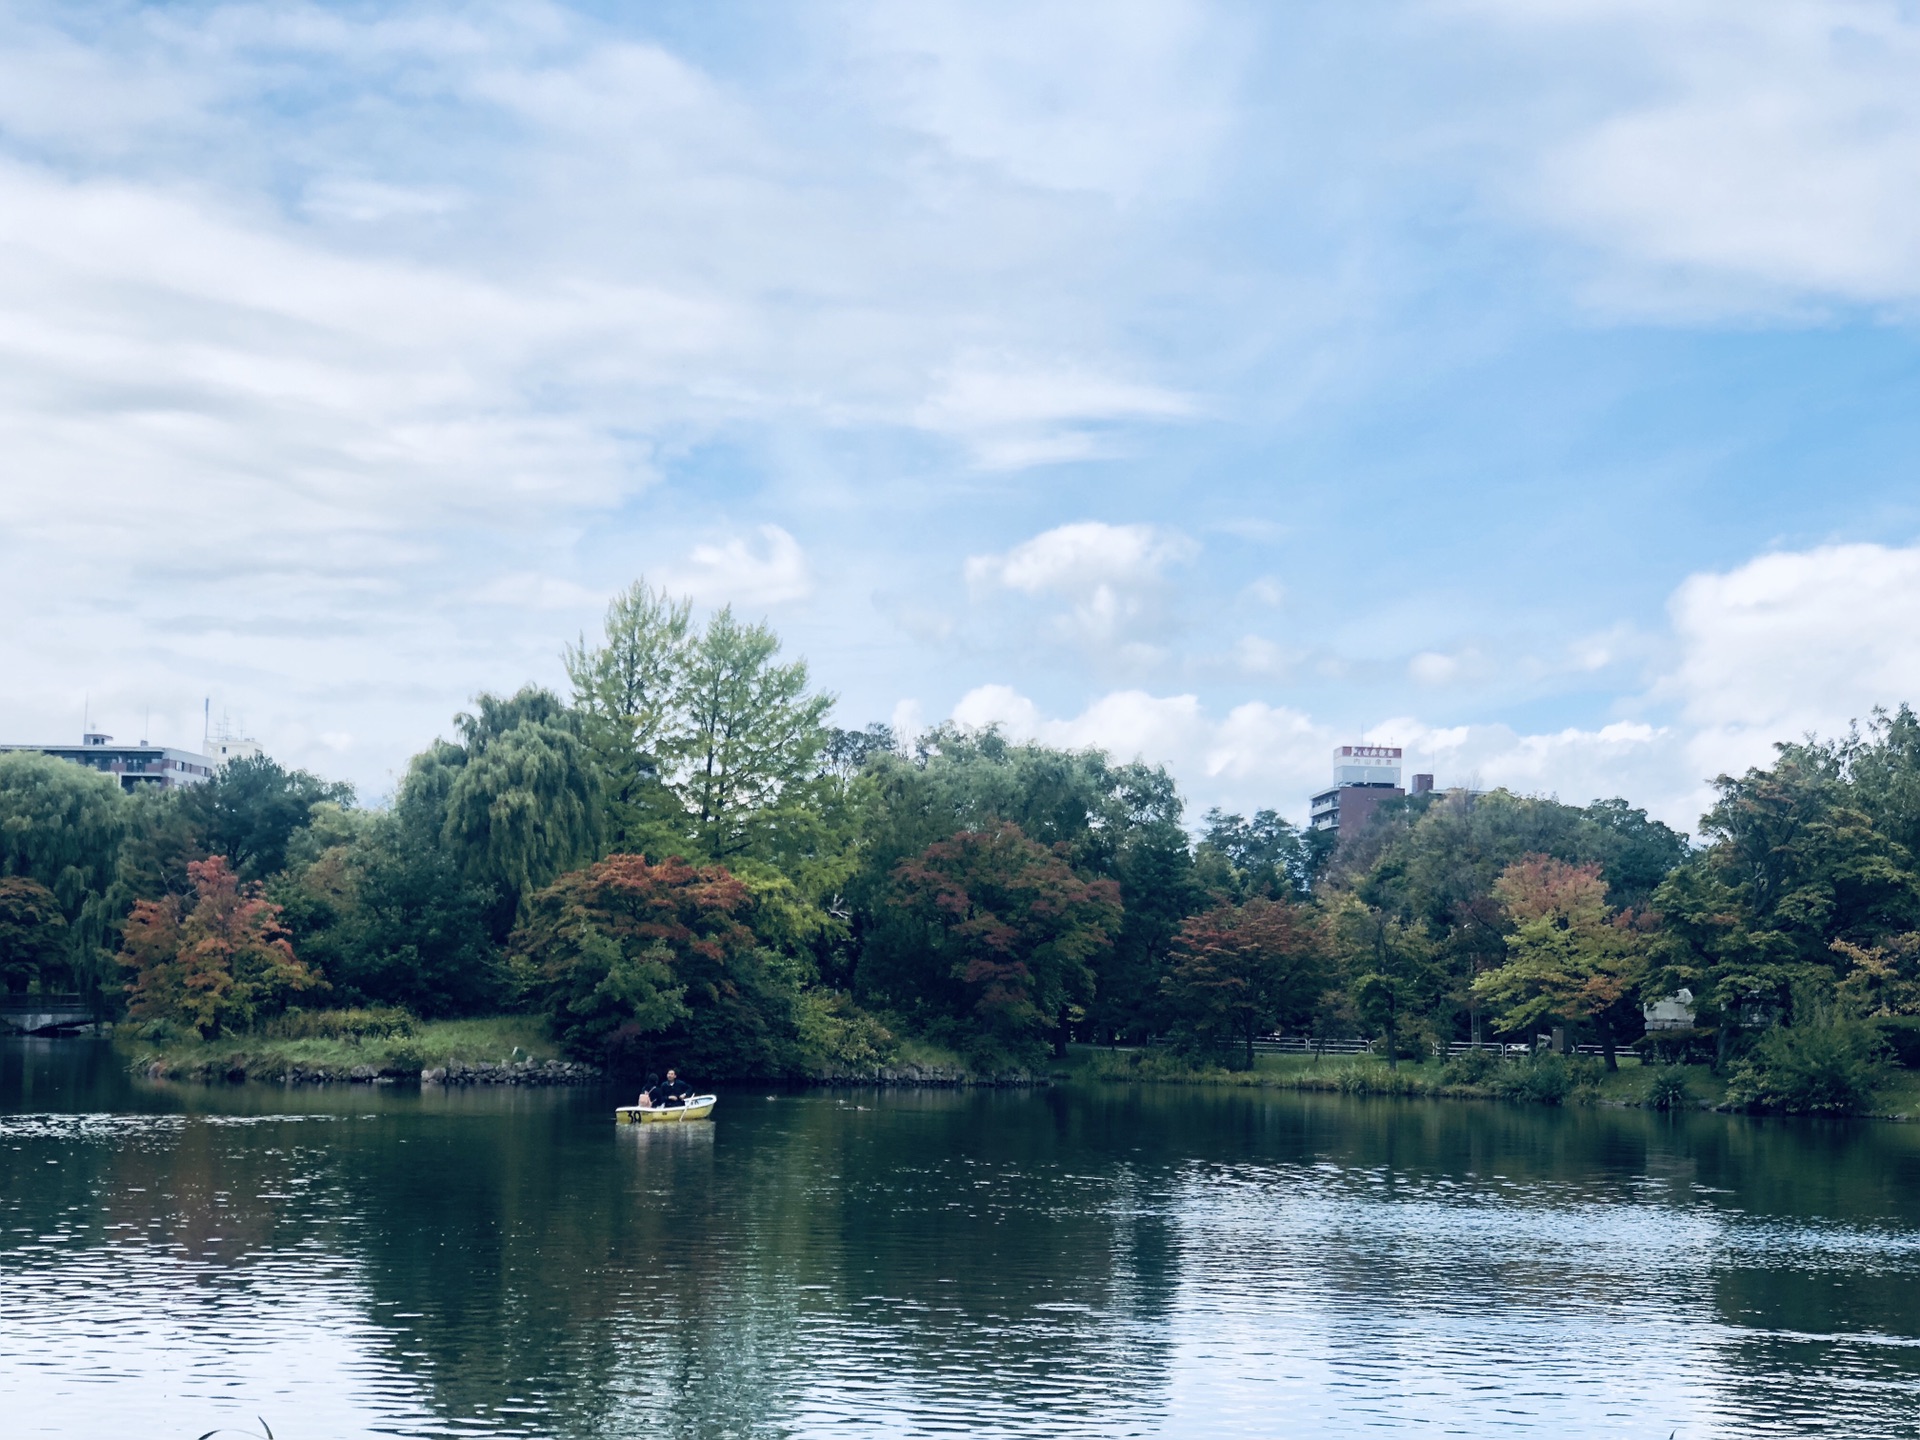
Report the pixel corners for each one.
[3,0,1920,831]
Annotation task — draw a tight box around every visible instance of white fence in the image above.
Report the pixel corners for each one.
[1252,1035,1611,1060]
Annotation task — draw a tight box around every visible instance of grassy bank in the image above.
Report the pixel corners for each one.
[1066,1046,1920,1118]
[121,1014,559,1083]
[1062,1047,1731,1109]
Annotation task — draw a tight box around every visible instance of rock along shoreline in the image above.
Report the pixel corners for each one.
[135,1056,1044,1088]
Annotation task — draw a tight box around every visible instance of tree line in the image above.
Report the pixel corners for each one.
[7,578,1920,1095]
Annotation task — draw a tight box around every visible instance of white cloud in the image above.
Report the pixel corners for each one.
[946,683,1698,826]
[665,525,812,609]
[1465,0,1920,310]
[1663,540,1920,779]
[966,521,1199,652]
[913,357,1195,469]
[850,0,1243,201]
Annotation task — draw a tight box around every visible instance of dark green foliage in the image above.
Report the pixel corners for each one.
[1875,1015,1920,1069]
[1635,1027,1716,1065]
[273,814,505,1018]
[1726,1019,1890,1115]
[1195,808,1317,899]
[1438,1048,1500,1085]
[866,822,1121,1069]
[517,853,794,1078]
[181,755,354,881]
[1491,1054,1576,1106]
[1645,1066,1692,1111]
[0,877,67,992]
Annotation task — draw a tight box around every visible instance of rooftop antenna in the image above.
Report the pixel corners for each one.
[142,707,149,746]
[203,697,210,754]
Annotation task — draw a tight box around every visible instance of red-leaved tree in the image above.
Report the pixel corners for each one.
[1162,898,1330,1066]
[515,853,785,1077]
[885,822,1121,1066]
[120,856,320,1038]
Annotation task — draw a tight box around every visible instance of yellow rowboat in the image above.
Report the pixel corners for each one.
[615,1095,717,1124]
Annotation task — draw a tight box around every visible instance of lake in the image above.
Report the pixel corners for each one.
[7,1039,1920,1438]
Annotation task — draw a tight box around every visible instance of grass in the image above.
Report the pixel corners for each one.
[1063,1045,1748,1110]
[122,1014,560,1082]
[889,1035,972,1072]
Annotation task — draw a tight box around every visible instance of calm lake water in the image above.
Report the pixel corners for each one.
[8,1041,1920,1438]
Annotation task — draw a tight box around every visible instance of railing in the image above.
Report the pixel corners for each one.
[1253,1034,1613,1060]
[0,994,87,1013]
[1251,1036,1377,1056]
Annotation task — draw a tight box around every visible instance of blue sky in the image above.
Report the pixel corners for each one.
[4,0,1920,829]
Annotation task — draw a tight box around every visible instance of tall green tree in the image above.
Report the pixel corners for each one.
[179,755,354,882]
[425,686,606,940]
[1654,737,1920,1064]
[0,751,128,1001]
[565,580,693,852]
[1330,895,1441,1067]
[673,607,834,864]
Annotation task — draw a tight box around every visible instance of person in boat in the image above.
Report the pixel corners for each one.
[636,1073,660,1109]
[656,1069,691,1108]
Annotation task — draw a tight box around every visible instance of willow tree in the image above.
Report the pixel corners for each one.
[0,751,127,1000]
[432,686,606,940]
[565,580,692,852]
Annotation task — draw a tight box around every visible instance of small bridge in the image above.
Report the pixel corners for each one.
[1,995,95,1034]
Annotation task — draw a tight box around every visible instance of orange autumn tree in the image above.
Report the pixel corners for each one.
[1473,855,1652,1069]
[120,856,321,1039]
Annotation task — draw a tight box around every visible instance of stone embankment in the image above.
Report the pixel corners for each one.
[423,1060,600,1086]
[140,1056,602,1086]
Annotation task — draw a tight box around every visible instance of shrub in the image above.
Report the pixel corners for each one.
[792,990,895,1072]
[270,1007,417,1041]
[1644,1066,1692,1111]
[1439,1049,1501,1086]
[1332,1063,1431,1096]
[1492,1054,1574,1106]
[1874,1016,1920,1070]
[1725,1020,1890,1116]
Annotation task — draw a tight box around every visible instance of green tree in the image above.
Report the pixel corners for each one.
[1653,741,1920,1064]
[873,823,1121,1067]
[517,853,793,1077]
[0,751,128,1001]
[272,812,505,1018]
[0,878,67,993]
[672,607,834,864]
[565,580,693,852]
[847,728,1202,1044]
[119,856,321,1038]
[1474,855,1649,1068]
[1330,895,1440,1067]
[1162,898,1329,1066]
[434,687,606,939]
[179,754,354,881]
[1194,808,1319,900]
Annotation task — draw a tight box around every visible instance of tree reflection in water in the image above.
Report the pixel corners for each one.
[9,1042,1920,1437]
